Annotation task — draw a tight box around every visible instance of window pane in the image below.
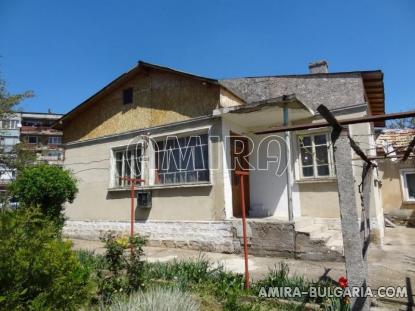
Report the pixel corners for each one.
[115,152,123,186]
[314,134,327,145]
[155,135,209,184]
[134,149,141,179]
[302,167,314,177]
[187,171,198,182]
[195,145,208,170]
[315,145,329,164]
[124,151,132,184]
[198,170,209,181]
[300,136,312,147]
[317,165,330,176]
[406,173,415,199]
[300,147,313,166]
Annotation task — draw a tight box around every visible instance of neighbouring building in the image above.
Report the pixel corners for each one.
[376,129,415,224]
[0,113,22,193]
[20,112,64,165]
[57,60,386,260]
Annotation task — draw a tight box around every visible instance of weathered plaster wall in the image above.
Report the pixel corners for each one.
[298,182,340,218]
[379,159,415,214]
[64,69,222,143]
[64,118,227,222]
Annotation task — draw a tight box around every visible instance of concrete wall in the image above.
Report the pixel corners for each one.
[64,117,227,222]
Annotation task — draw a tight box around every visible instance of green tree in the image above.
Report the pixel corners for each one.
[9,164,78,229]
[0,72,34,184]
[0,207,93,310]
[0,73,33,115]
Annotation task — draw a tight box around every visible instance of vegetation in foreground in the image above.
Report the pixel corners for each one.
[75,235,349,311]
[0,164,349,310]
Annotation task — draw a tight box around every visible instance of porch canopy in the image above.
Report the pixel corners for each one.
[213,94,314,133]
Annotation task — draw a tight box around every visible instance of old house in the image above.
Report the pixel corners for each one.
[58,61,386,259]
[376,129,415,224]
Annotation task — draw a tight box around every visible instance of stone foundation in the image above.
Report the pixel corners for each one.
[64,220,236,253]
[64,219,344,261]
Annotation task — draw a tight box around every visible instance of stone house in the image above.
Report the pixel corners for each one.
[58,60,386,260]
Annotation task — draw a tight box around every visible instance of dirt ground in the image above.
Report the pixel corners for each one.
[71,226,415,309]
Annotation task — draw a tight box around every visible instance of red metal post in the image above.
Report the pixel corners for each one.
[130,179,135,238]
[121,176,145,254]
[236,170,250,289]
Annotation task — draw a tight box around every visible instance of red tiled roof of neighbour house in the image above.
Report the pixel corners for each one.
[376,129,415,156]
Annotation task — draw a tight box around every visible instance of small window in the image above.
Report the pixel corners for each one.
[113,148,142,187]
[297,133,334,179]
[48,136,62,145]
[28,136,38,144]
[401,170,415,202]
[123,88,133,105]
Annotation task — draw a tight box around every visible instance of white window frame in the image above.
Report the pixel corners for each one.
[295,131,335,180]
[400,169,415,203]
[110,145,143,188]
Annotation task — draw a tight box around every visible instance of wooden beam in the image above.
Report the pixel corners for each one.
[255,110,415,135]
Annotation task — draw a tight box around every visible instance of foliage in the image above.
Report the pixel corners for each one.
[97,232,147,303]
[0,207,93,310]
[103,287,200,311]
[0,73,33,117]
[387,117,415,129]
[142,256,249,310]
[253,262,309,301]
[75,249,107,271]
[2,142,37,173]
[8,164,78,229]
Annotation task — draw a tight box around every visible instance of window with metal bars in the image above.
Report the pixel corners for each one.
[114,148,142,187]
[155,134,209,184]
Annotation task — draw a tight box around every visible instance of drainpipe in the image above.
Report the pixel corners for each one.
[283,105,294,222]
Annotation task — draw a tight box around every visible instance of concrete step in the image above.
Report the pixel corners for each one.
[296,224,329,236]
[295,219,344,257]
[326,234,344,254]
[294,217,314,229]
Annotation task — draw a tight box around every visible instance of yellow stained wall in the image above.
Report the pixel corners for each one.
[63,69,222,143]
[379,159,415,213]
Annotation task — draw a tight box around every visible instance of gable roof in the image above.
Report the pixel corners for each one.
[55,61,385,129]
[54,61,245,129]
[220,70,385,126]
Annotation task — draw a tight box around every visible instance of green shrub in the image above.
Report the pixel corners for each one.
[104,287,200,311]
[0,207,93,310]
[9,164,78,229]
[97,232,147,303]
